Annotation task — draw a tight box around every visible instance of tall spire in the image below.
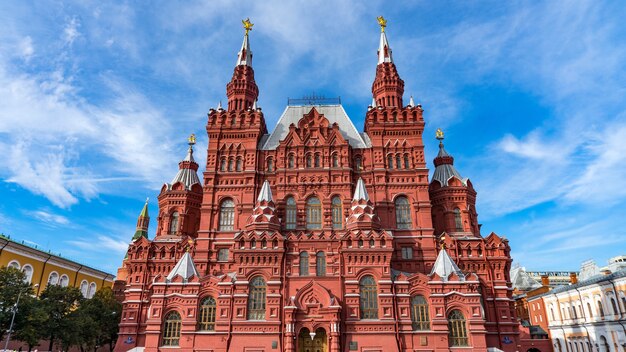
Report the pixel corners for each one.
[371,16,404,108]
[352,178,370,201]
[132,198,150,241]
[257,179,273,202]
[226,18,259,111]
[377,16,393,65]
[236,18,254,66]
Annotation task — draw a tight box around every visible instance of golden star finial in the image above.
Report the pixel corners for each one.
[188,133,196,145]
[242,18,254,36]
[377,16,387,33]
[436,128,444,141]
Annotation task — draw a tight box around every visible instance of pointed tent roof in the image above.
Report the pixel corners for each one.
[510,266,542,291]
[378,28,393,64]
[139,198,149,217]
[169,144,201,190]
[166,251,199,282]
[430,247,465,281]
[257,180,273,202]
[431,135,468,187]
[352,178,369,201]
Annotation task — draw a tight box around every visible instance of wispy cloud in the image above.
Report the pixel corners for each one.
[22,209,70,226]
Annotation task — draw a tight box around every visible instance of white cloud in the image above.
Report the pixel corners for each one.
[18,36,34,60]
[64,17,81,46]
[23,209,70,226]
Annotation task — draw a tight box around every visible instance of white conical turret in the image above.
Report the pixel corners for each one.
[430,246,465,282]
[352,178,370,201]
[166,251,199,282]
[377,16,393,64]
[257,180,273,202]
[236,18,253,66]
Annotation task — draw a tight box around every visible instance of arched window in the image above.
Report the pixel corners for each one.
[8,261,19,269]
[395,196,411,229]
[454,208,463,231]
[285,196,297,230]
[369,238,375,247]
[299,252,309,276]
[80,280,89,297]
[288,154,295,168]
[228,158,234,172]
[306,154,312,168]
[48,272,59,286]
[198,297,216,331]
[220,158,226,171]
[360,275,378,319]
[161,311,182,346]
[236,157,243,172]
[261,239,267,248]
[404,154,410,169]
[316,252,326,277]
[247,277,266,320]
[354,156,362,171]
[598,301,604,316]
[411,295,430,330]
[448,310,468,346]
[396,155,401,170]
[314,153,321,168]
[250,239,256,249]
[21,265,33,284]
[610,297,619,315]
[169,211,179,234]
[587,302,593,318]
[272,239,278,248]
[219,199,235,231]
[358,239,364,248]
[331,196,343,229]
[306,197,322,230]
[332,153,339,167]
[88,282,97,298]
[266,158,274,172]
[59,275,69,287]
[387,154,393,169]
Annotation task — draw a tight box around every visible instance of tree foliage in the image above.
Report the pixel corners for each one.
[0,266,122,351]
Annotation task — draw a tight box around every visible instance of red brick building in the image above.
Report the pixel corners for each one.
[115,18,519,352]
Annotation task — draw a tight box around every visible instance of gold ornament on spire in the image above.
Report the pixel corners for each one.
[377,16,387,32]
[242,18,254,35]
[436,128,444,141]
[187,239,194,252]
[188,133,196,145]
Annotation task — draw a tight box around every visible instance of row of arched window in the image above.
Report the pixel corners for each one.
[299,251,326,276]
[7,260,97,298]
[160,276,468,347]
[219,156,244,172]
[216,195,413,231]
[551,294,625,322]
[387,153,411,169]
[268,154,361,171]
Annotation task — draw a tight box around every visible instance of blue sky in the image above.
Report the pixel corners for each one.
[1,1,625,274]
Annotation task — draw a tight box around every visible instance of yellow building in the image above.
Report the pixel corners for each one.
[0,234,114,297]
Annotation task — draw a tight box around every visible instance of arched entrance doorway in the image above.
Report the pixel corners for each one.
[298,327,327,352]
[599,336,610,352]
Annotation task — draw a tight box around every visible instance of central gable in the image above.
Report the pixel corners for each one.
[260,104,371,150]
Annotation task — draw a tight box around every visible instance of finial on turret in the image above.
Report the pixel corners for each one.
[436,128,444,141]
[242,18,254,36]
[439,234,446,250]
[188,133,196,146]
[377,16,387,33]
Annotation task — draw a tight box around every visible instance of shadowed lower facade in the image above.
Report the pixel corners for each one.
[114,17,519,352]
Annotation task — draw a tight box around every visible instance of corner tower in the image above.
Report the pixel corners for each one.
[371,16,404,108]
[429,129,480,237]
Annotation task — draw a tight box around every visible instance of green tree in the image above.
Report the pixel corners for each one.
[0,266,32,341]
[38,284,83,351]
[13,296,47,351]
[76,287,122,352]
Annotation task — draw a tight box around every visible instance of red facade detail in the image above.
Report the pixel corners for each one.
[115,25,520,352]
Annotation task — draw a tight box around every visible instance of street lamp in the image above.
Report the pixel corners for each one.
[3,284,38,352]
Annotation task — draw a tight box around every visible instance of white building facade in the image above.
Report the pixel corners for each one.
[541,270,626,352]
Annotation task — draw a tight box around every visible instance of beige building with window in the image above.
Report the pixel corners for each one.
[0,234,115,297]
[539,270,626,352]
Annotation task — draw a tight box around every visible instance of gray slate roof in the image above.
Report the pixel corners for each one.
[430,248,465,281]
[169,146,201,190]
[431,143,468,187]
[166,251,199,282]
[260,105,371,150]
